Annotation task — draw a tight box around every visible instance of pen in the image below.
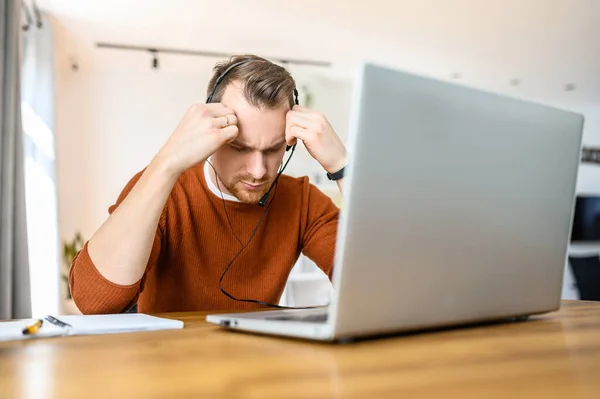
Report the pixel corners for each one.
[22,319,43,335]
[45,315,72,329]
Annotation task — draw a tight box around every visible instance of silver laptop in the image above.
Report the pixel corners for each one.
[206,62,585,342]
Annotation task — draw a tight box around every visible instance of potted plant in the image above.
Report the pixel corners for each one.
[62,232,84,314]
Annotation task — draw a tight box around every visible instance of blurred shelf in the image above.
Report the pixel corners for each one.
[568,243,600,257]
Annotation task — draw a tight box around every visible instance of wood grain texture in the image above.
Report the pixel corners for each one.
[1,300,599,398]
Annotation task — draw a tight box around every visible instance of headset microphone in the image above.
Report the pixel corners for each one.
[258,188,273,207]
[258,142,295,207]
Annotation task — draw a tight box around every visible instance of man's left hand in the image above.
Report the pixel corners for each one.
[285,105,347,174]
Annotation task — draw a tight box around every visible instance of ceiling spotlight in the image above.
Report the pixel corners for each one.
[510,78,520,86]
[450,72,462,80]
[565,83,576,91]
[149,49,158,69]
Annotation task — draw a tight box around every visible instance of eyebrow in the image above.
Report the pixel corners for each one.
[229,139,287,151]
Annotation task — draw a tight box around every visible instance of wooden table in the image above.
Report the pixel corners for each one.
[1,300,599,398]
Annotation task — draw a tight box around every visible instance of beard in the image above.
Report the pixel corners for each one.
[221,173,276,204]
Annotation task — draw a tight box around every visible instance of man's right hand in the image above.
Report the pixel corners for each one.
[157,103,239,175]
[73,103,239,307]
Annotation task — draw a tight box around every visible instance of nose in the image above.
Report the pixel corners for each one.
[246,151,267,181]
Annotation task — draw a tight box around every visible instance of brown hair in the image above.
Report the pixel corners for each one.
[206,55,296,109]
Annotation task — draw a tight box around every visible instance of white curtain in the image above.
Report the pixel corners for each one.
[0,0,31,320]
[20,11,60,317]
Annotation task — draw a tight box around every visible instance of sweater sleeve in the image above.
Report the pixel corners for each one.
[300,182,340,280]
[68,169,167,314]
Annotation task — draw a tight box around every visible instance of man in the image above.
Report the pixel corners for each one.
[69,55,347,314]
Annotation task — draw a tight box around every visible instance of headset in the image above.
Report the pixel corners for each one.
[205,59,320,310]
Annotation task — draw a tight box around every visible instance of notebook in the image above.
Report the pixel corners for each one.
[0,313,184,342]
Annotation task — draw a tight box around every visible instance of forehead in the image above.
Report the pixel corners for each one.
[220,82,288,149]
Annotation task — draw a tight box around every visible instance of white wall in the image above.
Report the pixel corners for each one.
[56,57,207,240]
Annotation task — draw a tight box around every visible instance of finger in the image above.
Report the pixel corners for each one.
[212,113,237,129]
[205,103,234,117]
[285,114,297,146]
[292,104,310,113]
[286,125,311,145]
[287,111,320,131]
[292,104,321,117]
[286,135,298,147]
[291,106,327,124]
[219,124,239,143]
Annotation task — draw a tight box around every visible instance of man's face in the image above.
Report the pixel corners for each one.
[210,82,289,204]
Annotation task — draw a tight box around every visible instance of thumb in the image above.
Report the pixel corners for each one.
[221,125,239,143]
[286,136,298,147]
[285,124,297,146]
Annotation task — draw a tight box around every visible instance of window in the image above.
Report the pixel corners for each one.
[21,102,60,317]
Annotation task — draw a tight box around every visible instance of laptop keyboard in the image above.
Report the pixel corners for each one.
[267,313,329,323]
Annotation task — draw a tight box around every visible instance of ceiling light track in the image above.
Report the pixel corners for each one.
[95,42,332,68]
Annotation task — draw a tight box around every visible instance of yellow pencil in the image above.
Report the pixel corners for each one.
[22,319,43,335]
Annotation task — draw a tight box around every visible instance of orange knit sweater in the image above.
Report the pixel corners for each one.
[69,161,339,314]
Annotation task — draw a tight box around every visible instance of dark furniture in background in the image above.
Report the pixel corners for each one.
[571,196,600,242]
[569,257,600,301]
[569,194,600,301]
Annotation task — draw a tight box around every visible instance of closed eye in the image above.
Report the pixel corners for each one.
[228,143,285,153]
[266,146,284,154]
[266,143,287,153]
[229,144,250,153]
